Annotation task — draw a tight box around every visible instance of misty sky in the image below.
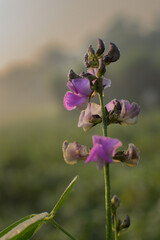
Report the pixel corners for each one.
[0,0,159,71]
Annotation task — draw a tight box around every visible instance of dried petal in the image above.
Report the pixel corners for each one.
[62,141,88,165]
[113,143,140,167]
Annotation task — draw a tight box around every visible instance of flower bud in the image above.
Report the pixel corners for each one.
[62,141,89,165]
[96,39,105,57]
[111,195,120,212]
[84,53,90,68]
[86,45,99,68]
[121,215,130,229]
[88,45,95,59]
[104,42,120,65]
[97,59,106,77]
[113,143,140,167]
[68,69,81,81]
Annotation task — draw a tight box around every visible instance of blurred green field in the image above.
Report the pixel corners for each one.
[0,108,159,240]
[0,19,160,240]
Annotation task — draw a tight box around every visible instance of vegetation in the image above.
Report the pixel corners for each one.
[0,18,159,239]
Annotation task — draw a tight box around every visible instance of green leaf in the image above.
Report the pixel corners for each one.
[0,212,48,240]
[50,176,79,217]
[0,176,79,239]
[0,215,35,238]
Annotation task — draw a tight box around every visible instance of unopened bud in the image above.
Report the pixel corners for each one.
[97,59,106,77]
[88,45,95,59]
[121,215,130,229]
[96,39,105,57]
[111,195,120,212]
[84,53,90,68]
[86,45,99,68]
[68,69,80,81]
[104,42,120,65]
[62,141,88,165]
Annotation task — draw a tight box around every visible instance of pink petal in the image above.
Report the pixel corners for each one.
[102,78,111,89]
[64,91,87,110]
[102,138,122,157]
[85,144,101,163]
[92,135,122,164]
[72,78,92,96]
[106,99,117,112]
[67,81,77,93]
[87,67,98,76]
[78,110,85,127]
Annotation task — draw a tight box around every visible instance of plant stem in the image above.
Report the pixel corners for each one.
[114,213,119,240]
[98,91,112,240]
[50,219,78,240]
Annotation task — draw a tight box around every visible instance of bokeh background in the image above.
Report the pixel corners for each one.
[0,0,160,239]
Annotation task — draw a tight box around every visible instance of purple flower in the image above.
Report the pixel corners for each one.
[87,67,111,89]
[106,99,140,125]
[85,135,122,169]
[78,103,102,131]
[64,78,92,110]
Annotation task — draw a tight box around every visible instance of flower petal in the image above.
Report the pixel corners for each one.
[78,103,102,131]
[106,99,117,112]
[93,135,122,160]
[102,138,122,157]
[67,81,77,93]
[71,78,92,96]
[64,91,87,110]
[87,67,98,76]
[85,144,102,163]
[87,135,122,168]
[102,78,111,89]
[78,110,85,127]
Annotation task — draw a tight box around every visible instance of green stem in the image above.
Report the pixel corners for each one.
[98,91,112,240]
[50,219,78,240]
[114,213,119,240]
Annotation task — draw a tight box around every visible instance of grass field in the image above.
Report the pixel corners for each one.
[0,108,159,240]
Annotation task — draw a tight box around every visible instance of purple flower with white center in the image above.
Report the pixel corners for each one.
[87,67,111,89]
[85,135,122,169]
[64,78,92,110]
[78,103,102,131]
[106,99,140,125]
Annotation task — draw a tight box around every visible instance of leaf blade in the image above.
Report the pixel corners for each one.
[50,175,78,217]
[0,212,48,240]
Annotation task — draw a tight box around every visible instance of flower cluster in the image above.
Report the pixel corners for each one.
[63,39,140,169]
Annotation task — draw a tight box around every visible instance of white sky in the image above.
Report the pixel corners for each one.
[0,0,159,71]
